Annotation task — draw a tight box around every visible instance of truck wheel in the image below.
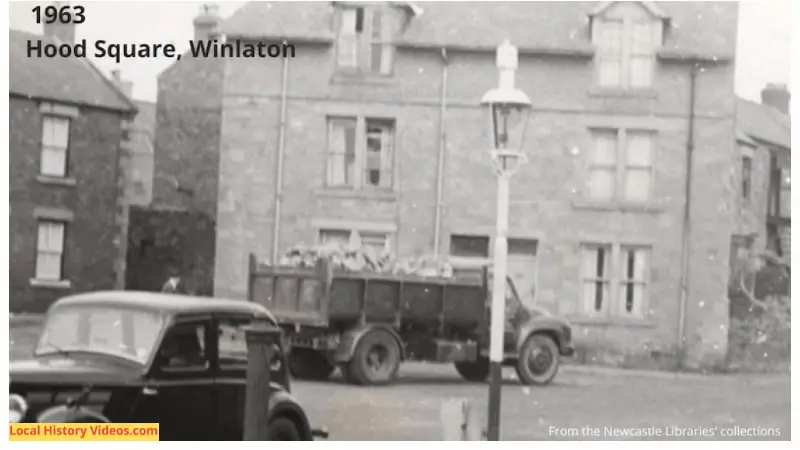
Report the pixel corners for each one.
[454,358,490,382]
[267,417,301,440]
[289,349,335,381]
[515,334,560,386]
[348,329,401,386]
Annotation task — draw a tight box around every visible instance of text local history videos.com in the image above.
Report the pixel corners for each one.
[9,424,160,441]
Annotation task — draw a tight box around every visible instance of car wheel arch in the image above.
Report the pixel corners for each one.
[268,404,312,440]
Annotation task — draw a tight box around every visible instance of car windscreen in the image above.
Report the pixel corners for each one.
[36,305,167,365]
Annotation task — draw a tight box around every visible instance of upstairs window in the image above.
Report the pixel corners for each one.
[326,116,395,190]
[41,115,70,177]
[592,2,663,88]
[336,6,394,76]
[588,128,655,203]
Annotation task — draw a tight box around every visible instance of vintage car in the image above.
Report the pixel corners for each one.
[9,291,322,441]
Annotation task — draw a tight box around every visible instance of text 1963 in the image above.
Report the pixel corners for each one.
[32,5,86,25]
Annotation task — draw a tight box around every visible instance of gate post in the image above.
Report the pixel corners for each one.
[243,323,283,440]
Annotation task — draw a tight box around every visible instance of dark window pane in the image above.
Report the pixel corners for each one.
[450,235,490,258]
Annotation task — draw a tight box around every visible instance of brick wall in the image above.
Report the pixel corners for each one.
[214,2,739,369]
[9,96,125,312]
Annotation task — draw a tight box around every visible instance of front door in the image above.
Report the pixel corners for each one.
[136,317,215,441]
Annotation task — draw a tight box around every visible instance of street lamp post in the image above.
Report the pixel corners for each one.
[481,40,532,442]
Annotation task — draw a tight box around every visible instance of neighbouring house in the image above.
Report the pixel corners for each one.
[201,1,742,370]
[9,24,137,313]
[124,5,222,294]
[731,84,791,267]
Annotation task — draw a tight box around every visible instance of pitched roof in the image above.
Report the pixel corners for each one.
[9,29,136,113]
[736,97,791,150]
[220,1,737,56]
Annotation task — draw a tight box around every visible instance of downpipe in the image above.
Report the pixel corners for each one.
[676,63,699,370]
[271,44,290,264]
[432,47,449,258]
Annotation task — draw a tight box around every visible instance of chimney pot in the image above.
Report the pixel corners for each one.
[761,83,790,115]
[194,3,222,41]
[43,1,76,44]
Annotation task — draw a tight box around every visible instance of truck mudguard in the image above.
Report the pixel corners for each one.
[514,318,570,356]
[332,324,406,364]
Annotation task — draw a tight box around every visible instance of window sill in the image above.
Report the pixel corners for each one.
[29,278,72,289]
[568,316,656,328]
[571,200,663,214]
[330,73,396,86]
[37,175,77,187]
[588,87,658,99]
[315,188,400,201]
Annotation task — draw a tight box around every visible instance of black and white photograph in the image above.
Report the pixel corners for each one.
[4,0,794,442]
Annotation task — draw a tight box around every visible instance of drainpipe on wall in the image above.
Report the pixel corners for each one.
[271,43,290,265]
[432,47,449,258]
[676,62,699,370]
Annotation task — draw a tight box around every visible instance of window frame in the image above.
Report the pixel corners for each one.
[617,245,650,318]
[335,5,394,76]
[592,6,662,89]
[741,155,753,201]
[587,128,656,203]
[34,220,67,282]
[40,114,71,178]
[579,243,613,315]
[325,115,396,191]
[318,228,392,253]
[578,242,652,319]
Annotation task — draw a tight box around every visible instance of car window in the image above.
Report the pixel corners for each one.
[37,306,165,364]
[158,322,209,371]
[218,321,249,368]
[218,319,283,371]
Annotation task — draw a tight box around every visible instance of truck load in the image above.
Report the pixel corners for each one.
[246,247,574,387]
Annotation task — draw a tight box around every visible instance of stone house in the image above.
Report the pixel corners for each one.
[731,84,791,269]
[9,25,136,312]
[203,1,743,370]
[151,1,750,369]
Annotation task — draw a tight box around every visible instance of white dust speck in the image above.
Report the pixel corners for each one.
[522,387,531,395]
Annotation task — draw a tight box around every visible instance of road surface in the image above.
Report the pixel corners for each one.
[292,363,790,441]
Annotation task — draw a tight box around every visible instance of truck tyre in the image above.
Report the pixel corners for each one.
[454,358,490,382]
[515,334,560,386]
[348,329,401,386]
[289,349,335,381]
[267,417,301,440]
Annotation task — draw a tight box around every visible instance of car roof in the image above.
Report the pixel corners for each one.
[51,291,276,322]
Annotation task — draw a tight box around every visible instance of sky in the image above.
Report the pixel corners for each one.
[9,0,794,103]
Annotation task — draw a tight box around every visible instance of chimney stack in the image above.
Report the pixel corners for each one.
[193,4,221,41]
[43,1,75,44]
[111,69,134,99]
[761,83,790,115]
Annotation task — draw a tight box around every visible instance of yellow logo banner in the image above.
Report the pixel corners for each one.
[9,423,159,441]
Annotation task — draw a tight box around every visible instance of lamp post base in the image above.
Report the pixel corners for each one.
[486,361,503,441]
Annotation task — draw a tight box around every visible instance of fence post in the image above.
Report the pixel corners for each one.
[441,399,484,440]
[243,323,282,440]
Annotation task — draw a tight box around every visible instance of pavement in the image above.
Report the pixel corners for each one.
[10,320,791,441]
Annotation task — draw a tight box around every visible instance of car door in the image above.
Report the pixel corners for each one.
[138,316,216,441]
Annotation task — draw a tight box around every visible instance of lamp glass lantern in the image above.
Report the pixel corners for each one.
[481,88,532,173]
